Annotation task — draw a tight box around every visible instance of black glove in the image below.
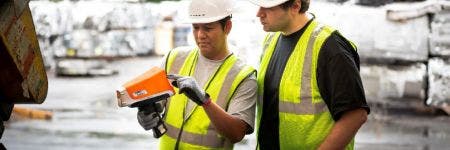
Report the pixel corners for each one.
[137,109,160,130]
[136,100,166,138]
[167,74,210,106]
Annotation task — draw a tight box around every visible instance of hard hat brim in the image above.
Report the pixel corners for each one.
[184,13,231,24]
[247,0,289,8]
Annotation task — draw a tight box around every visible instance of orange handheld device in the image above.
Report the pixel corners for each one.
[116,67,174,138]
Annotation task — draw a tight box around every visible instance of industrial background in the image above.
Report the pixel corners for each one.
[1,0,450,149]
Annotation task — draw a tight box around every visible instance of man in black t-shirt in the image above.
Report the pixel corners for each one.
[247,0,370,149]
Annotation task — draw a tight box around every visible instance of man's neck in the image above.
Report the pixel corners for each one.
[282,13,311,36]
[201,48,230,61]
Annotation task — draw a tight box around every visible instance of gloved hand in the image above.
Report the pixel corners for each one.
[167,74,211,106]
[137,110,160,130]
[137,100,165,131]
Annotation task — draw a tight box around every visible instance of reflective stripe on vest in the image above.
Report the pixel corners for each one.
[257,20,354,149]
[162,47,256,149]
[164,123,231,148]
[279,22,327,115]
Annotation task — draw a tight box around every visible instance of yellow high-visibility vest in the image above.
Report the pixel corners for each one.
[257,20,355,149]
[161,47,256,150]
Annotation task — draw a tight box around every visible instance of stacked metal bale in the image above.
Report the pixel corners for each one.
[30,1,72,69]
[428,7,450,114]
[30,1,156,69]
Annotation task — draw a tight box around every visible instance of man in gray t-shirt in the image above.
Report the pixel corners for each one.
[136,0,257,149]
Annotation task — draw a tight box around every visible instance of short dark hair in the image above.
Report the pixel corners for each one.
[280,0,309,13]
[218,15,232,30]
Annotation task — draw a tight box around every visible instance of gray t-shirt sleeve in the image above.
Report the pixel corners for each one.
[227,74,257,134]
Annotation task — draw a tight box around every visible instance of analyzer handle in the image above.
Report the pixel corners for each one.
[138,102,167,138]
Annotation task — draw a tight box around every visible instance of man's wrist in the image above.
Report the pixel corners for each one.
[202,98,211,107]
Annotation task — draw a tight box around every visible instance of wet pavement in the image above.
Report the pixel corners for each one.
[357,113,450,150]
[2,56,450,150]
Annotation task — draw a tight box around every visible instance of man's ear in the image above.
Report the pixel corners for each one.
[225,20,232,34]
[292,0,301,13]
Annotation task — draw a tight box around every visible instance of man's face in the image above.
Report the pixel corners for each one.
[256,6,291,32]
[192,21,227,57]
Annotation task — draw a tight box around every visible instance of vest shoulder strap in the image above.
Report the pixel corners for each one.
[165,46,196,74]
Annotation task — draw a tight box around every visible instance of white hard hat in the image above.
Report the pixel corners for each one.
[187,0,232,23]
[247,0,290,8]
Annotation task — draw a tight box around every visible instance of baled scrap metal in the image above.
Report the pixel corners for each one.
[97,29,154,57]
[120,29,154,56]
[427,58,450,114]
[99,3,154,30]
[29,1,73,37]
[68,2,154,30]
[360,63,426,102]
[29,1,156,58]
[384,1,450,57]
[0,0,48,104]
[42,34,67,68]
[71,1,115,30]
[67,30,144,57]
[65,29,154,58]
[430,10,450,57]
[98,30,132,57]
[29,1,73,69]
[385,1,447,21]
[67,29,102,57]
[312,1,429,62]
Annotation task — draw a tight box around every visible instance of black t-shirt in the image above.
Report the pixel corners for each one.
[258,19,370,149]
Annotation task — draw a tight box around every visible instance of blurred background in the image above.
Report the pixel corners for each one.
[1,0,450,149]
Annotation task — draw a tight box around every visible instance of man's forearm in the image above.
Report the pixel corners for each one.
[318,108,368,150]
[203,99,247,143]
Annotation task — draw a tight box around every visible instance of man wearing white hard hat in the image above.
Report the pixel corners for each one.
[137,0,257,149]
[246,0,370,149]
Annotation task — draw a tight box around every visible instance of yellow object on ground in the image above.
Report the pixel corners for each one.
[12,106,52,120]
